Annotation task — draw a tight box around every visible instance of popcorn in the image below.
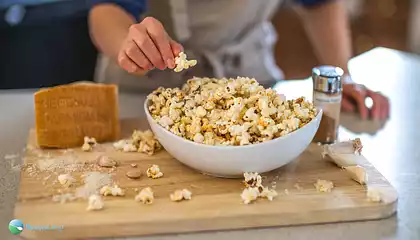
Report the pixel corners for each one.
[241,187,259,204]
[146,164,164,179]
[86,194,104,211]
[170,189,192,202]
[241,172,278,204]
[99,185,125,196]
[114,130,161,155]
[57,174,76,188]
[314,179,334,193]
[147,77,317,146]
[174,52,197,72]
[259,187,278,201]
[243,172,263,188]
[82,136,97,152]
[135,187,154,204]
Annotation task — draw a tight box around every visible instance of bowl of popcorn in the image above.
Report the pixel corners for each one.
[144,77,322,178]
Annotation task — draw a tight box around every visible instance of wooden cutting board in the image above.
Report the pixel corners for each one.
[14,119,398,240]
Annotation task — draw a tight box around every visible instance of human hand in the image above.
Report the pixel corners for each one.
[341,83,390,120]
[117,17,183,74]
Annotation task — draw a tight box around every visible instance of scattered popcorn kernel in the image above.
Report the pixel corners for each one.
[146,164,164,179]
[314,179,334,193]
[241,187,259,204]
[57,174,76,188]
[113,129,161,155]
[344,165,368,185]
[243,172,263,188]
[82,136,97,152]
[86,194,104,211]
[170,189,192,202]
[259,187,278,201]
[135,187,154,204]
[99,185,125,196]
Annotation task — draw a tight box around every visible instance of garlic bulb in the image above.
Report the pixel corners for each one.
[321,138,364,167]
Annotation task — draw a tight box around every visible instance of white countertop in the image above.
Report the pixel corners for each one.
[1,48,419,240]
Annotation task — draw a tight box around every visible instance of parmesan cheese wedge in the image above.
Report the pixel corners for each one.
[34,83,120,148]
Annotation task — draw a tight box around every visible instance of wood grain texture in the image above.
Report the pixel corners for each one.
[14,119,397,240]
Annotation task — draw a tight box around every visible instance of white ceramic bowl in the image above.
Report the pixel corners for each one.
[145,100,322,178]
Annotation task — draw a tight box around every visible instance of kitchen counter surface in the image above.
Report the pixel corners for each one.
[1,47,419,240]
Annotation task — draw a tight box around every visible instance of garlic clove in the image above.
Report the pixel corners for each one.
[328,153,362,168]
[344,165,368,185]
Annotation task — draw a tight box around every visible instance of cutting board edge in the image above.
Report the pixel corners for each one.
[15,197,397,240]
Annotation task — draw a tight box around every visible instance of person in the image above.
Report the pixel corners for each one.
[0,0,97,89]
[88,0,389,120]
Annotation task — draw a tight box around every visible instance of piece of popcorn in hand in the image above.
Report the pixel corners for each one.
[146,164,164,179]
[174,52,197,72]
[135,187,154,204]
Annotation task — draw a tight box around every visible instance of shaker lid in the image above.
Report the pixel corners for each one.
[312,65,344,93]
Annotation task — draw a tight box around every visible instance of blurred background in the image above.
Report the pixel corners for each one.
[0,0,417,89]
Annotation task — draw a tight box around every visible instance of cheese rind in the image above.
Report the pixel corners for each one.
[34,83,120,148]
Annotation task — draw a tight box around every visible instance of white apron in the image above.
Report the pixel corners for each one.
[95,0,286,92]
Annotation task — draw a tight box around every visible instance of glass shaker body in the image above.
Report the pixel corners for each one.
[312,66,343,144]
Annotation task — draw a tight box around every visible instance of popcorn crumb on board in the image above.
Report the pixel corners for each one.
[344,165,368,185]
[174,52,197,72]
[241,172,278,204]
[82,136,97,152]
[170,189,192,202]
[52,193,77,204]
[57,173,76,187]
[135,187,154,204]
[99,185,125,196]
[259,187,278,201]
[366,188,382,202]
[146,164,164,179]
[314,179,334,193]
[86,194,104,211]
[284,189,289,195]
[241,187,259,204]
[147,77,316,146]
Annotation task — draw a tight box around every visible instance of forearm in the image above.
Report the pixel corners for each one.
[88,4,135,60]
[296,0,352,74]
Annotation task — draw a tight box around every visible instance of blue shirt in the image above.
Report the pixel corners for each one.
[89,0,331,21]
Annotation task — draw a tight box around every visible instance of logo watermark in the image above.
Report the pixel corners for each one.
[8,219,64,235]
